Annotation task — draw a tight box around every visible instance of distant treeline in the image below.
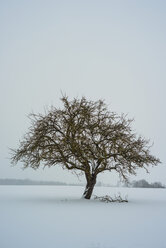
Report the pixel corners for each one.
[124,179,165,188]
[0,178,165,188]
[0,178,83,186]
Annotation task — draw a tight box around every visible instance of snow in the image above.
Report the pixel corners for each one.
[0,186,166,248]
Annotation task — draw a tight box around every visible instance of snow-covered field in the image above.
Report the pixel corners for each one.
[0,186,166,248]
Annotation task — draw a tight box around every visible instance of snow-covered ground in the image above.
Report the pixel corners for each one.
[0,185,166,248]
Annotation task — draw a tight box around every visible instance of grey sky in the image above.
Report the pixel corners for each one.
[0,0,166,184]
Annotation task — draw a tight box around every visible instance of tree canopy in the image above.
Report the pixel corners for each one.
[11,96,160,199]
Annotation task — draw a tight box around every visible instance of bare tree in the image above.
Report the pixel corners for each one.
[11,96,160,199]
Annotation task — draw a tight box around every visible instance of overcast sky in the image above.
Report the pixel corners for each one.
[0,0,166,184]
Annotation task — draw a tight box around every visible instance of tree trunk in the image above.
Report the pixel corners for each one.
[83,174,97,200]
